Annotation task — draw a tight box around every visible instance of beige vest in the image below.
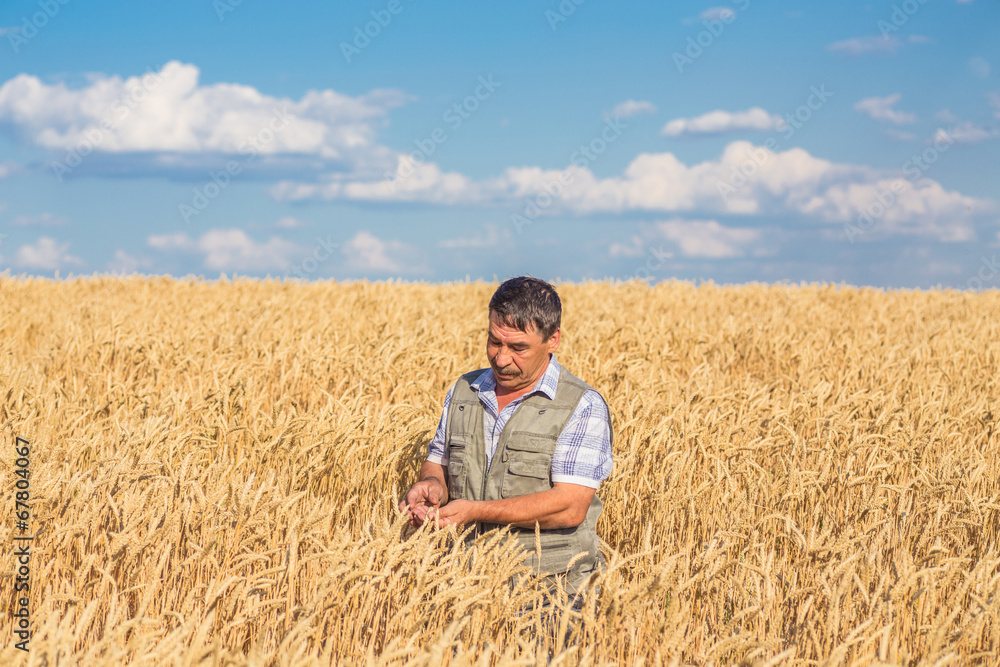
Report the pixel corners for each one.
[445,364,611,594]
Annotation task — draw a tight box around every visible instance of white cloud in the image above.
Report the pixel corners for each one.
[936,109,958,123]
[968,57,991,79]
[342,230,422,273]
[828,36,900,55]
[12,212,69,227]
[275,216,306,229]
[106,249,152,275]
[854,94,916,124]
[609,235,645,259]
[609,235,647,259]
[274,156,479,205]
[661,107,782,137]
[612,220,760,260]
[0,161,18,178]
[147,232,190,250]
[147,228,303,271]
[0,61,409,173]
[800,177,981,240]
[654,219,762,258]
[932,122,999,144]
[272,140,994,242]
[438,224,508,250]
[15,237,84,270]
[989,93,1000,120]
[604,100,657,120]
[700,6,736,21]
[886,129,918,142]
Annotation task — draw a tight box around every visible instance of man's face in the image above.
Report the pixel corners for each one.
[486,311,560,393]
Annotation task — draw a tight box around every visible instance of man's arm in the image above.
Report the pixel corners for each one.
[432,482,594,529]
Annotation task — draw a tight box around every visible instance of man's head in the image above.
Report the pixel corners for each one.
[487,277,561,393]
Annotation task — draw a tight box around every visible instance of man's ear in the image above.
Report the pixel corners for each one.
[547,328,561,353]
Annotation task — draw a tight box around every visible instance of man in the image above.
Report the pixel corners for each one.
[399,276,613,599]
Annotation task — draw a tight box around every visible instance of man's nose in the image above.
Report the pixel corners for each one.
[495,349,512,367]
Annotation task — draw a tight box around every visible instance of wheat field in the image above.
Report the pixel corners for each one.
[0,276,998,666]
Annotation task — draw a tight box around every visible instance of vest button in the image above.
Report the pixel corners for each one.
[502,452,509,462]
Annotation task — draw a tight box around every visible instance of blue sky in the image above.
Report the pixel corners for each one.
[0,0,998,288]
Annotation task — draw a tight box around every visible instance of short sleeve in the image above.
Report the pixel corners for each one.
[425,383,455,467]
[549,390,613,488]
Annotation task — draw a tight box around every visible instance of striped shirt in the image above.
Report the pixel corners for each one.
[426,354,613,489]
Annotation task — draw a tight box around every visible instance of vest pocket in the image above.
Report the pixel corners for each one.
[500,459,550,498]
[517,536,581,575]
[446,439,468,499]
[447,459,465,498]
[506,434,556,453]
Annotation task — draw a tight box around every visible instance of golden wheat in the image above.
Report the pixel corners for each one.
[1,276,998,665]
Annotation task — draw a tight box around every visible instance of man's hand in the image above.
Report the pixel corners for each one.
[399,461,448,527]
[431,499,478,528]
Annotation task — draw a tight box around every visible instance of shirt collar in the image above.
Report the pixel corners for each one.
[470,353,560,400]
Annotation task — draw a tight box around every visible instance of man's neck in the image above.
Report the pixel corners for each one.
[495,383,531,401]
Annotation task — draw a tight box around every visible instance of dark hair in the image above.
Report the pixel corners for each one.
[488,276,561,341]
